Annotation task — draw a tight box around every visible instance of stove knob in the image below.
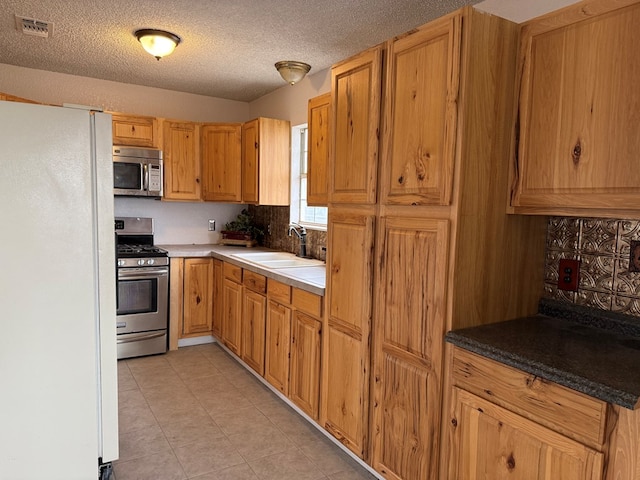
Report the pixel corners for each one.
[117,259,125,267]
[137,259,145,266]
[147,259,155,265]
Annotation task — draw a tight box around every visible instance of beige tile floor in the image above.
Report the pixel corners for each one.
[114,342,379,480]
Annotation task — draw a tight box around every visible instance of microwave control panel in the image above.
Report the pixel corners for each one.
[148,164,162,192]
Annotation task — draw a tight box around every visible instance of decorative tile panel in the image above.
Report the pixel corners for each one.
[547,217,580,251]
[544,216,640,319]
[578,254,615,293]
[247,205,327,262]
[579,218,618,256]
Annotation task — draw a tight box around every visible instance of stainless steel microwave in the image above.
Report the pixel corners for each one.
[113,146,163,198]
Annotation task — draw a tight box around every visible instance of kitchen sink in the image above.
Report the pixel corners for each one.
[231,251,324,269]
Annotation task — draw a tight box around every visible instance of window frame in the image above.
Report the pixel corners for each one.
[290,124,327,231]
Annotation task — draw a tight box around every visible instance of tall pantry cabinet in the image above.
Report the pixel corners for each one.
[323,7,548,479]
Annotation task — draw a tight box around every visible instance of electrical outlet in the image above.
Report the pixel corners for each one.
[558,259,580,291]
[208,219,216,231]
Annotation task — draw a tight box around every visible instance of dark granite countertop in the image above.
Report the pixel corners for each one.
[445,299,640,409]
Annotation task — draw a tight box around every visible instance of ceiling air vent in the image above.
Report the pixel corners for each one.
[15,15,53,38]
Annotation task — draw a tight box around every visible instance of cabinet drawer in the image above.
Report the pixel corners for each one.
[223,262,243,283]
[243,270,266,293]
[452,347,607,448]
[292,288,322,318]
[267,279,291,304]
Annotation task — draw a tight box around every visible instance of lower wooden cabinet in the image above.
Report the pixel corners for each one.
[371,216,449,480]
[212,259,223,337]
[264,299,292,394]
[169,258,213,343]
[449,388,604,480]
[290,310,322,420]
[221,264,243,355]
[448,347,607,480]
[241,290,267,375]
[182,258,213,336]
[241,269,267,376]
[322,208,375,459]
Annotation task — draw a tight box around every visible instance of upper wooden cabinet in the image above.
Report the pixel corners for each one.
[201,123,242,202]
[510,0,640,216]
[242,117,291,206]
[0,93,41,104]
[112,113,159,148]
[307,93,331,206]
[162,120,201,201]
[330,46,383,205]
[380,15,460,206]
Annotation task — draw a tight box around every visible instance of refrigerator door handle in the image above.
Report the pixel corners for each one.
[117,331,165,344]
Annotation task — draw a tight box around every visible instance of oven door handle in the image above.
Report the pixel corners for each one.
[118,267,169,279]
[117,331,166,344]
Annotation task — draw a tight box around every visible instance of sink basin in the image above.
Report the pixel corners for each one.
[231,251,323,269]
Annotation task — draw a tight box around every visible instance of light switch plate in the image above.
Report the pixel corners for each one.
[208,219,216,231]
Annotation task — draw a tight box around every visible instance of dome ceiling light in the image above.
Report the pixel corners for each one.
[275,61,311,85]
[135,29,181,60]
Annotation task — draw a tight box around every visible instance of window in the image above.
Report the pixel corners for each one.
[290,124,327,229]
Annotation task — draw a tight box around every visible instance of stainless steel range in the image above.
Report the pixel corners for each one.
[115,217,169,359]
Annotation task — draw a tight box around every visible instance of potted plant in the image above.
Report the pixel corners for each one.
[221,209,264,246]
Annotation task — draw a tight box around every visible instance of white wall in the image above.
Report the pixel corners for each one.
[115,197,244,245]
[0,63,250,122]
[249,68,330,126]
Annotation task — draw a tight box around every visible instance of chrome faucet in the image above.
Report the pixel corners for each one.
[288,222,307,258]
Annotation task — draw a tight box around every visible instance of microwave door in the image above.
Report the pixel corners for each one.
[113,160,143,196]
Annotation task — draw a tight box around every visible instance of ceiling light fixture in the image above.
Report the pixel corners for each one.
[275,61,311,85]
[135,29,181,60]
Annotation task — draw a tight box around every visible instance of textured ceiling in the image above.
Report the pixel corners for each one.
[0,0,483,102]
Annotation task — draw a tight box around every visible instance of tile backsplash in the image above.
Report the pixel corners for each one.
[247,205,327,261]
[544,217,640,317]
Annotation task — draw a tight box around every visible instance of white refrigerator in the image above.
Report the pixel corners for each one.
[0,101,119,479]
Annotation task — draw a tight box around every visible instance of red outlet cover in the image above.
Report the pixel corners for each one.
[558,259,580,292]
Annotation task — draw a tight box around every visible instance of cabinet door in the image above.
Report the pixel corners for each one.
[241,118,291,206]
[112,114,158,148]
[307,93,331,206]
[201,123,242,202]
[265,300,292,395]
[182,258,213,336]
[380,13,461,206]
[512,0,640,213]
[212,259,223,338]
[290,311,322,420]
[241,119,259,204]
[241,290,267,375]
[163,121,201,201]
[330,46,383,205]
[322,208,375,459]
[221,278,243,355]
[449,388,604,480]
[371,216,449,480]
